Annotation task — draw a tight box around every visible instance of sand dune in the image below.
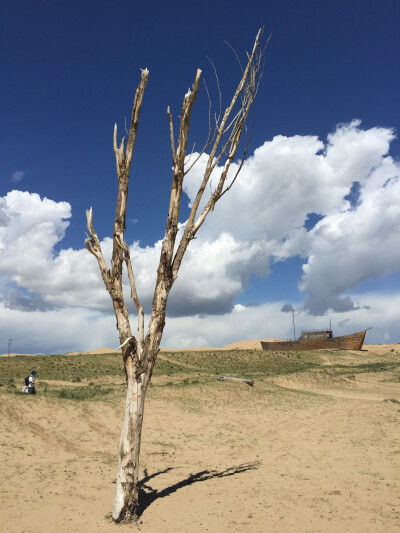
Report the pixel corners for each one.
[83,347,120,355]
[363,343,400,354]
[1,348,399,532]
[220,338,281,350]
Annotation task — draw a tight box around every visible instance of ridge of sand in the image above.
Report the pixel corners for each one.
[83,347,121,355]
[160,339,280,352]
[219,338,281,350]
[363,343,400,354]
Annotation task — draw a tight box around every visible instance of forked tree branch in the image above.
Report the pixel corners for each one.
[85,207,112,292]
[163,69,202,263]
[86,29,266,372]
[181,69,218,176]
[86,69,149,362]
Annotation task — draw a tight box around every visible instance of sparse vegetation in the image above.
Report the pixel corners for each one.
[0,353,124,384]
[56,385,114,401]
[156,349,319,378]
[330,361,400,374]
[1,349,399,402]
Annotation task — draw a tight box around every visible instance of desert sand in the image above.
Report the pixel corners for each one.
[1,342,399,532]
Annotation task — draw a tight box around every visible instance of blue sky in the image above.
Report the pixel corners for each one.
[1,0,399,353]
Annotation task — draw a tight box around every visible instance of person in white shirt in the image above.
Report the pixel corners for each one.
[22,370,38,394]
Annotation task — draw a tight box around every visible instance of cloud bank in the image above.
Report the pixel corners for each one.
[1,120,399,352]
[0,293,398,354]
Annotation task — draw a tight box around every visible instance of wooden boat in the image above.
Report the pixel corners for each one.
[261,329,368,351]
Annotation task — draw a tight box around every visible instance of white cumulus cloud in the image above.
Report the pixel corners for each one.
[0,120,399,351]
[300,151,400,314]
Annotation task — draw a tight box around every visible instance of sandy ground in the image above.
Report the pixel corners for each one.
[1,344,399,532]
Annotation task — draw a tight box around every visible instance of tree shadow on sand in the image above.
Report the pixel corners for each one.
[138,461,261,517]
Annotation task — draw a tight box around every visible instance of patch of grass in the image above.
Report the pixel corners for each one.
[150,440,175,448]
[2,382,18,393]
[0,352,125,386]
[331,362,400,375]
[55,385,115,401]
[153,358,200,376]
[168,377,203,387]
[158,349,319,378]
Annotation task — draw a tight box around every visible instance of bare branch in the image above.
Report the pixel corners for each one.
[167,106,176,162]
[183,141,199,168]
[84,238,97,257]
[113,124,125,175]
[87,69,150,381]
[85,208,112,291]
[224,40,244,75]
[206,55,222,127]
[110,69,149,305]
[171,28,265,279]
[219,142,247,200]
[202,77,213,147]
[182,77,215,178]
[183,149,206,177]
[164,68,202,252]
[125,69,149,173]
[124,247,145,346]
[144,69,203,353]
[111,230,145,347]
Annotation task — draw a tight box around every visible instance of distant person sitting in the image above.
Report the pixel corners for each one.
[22,370,38,394]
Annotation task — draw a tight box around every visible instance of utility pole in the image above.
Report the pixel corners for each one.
[292,310,296,340]
[8,337,13,356]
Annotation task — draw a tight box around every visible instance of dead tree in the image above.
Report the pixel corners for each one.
[85,28,266,523]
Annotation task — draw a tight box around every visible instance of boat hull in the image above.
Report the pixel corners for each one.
[261,330,367,351]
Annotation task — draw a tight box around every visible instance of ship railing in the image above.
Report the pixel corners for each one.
[300,328,332,334]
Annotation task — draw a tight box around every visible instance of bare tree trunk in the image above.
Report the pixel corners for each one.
[112,370,149,522]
